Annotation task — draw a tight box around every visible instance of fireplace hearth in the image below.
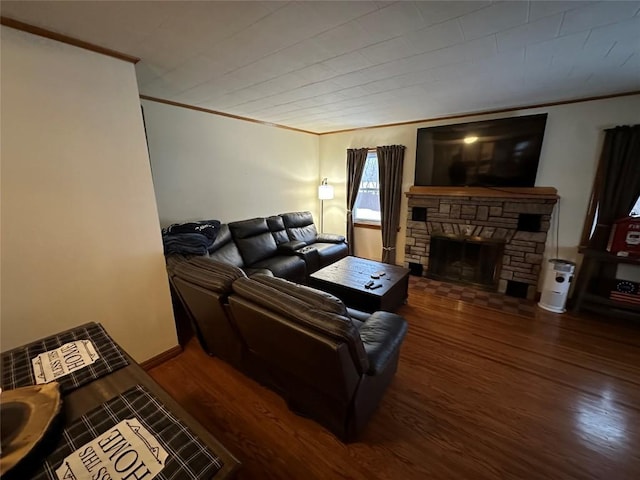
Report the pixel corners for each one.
[404,186,558,300]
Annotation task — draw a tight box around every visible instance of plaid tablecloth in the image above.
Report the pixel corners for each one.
[1,323,129,393]
[32,384,224,480]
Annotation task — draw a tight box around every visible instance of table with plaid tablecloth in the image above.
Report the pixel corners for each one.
[1,323,240,479]
[31,384,224,480]
[1,322,129,393]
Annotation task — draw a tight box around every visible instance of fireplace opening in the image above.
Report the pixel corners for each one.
[517,213,542,232]
[506,280,529,299]
[427,234,505,290]
[412,207,427,222]
[408,262,424,276]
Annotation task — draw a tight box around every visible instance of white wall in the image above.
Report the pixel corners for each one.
[354,228,383,261]
[1,26,177,361]
[319,95,640,268]
[142,100,320,226]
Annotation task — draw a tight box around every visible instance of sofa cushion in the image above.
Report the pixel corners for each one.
[245,268,274,277]
[229,217,278,266]
[172,257,245,292]
[165,254,190,271]
[267,215,289,245]
[232,276,369,373]
[313,242,349,268]
[317,233,346,243]
[189,257,246,282]
[280,211,318,245]
[287,224,318,245]
[250,256,306,283]
[251,274,347,316]
[208,224,245,267]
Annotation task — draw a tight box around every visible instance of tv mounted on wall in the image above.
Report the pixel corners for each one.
[414,114,548,188]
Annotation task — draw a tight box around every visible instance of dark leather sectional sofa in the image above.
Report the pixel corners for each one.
[207,211,348,283]
[166,256,408,441]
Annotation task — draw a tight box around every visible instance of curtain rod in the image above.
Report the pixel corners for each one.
[351,147,402,151]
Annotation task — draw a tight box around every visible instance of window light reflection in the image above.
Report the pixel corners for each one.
[575,387,628,452]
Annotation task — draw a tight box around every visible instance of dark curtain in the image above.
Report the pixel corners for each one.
[346,148,368,255]
[377,145,406,264]
[585,125,640,250]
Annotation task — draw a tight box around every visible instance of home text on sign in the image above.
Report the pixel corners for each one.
[56,418,167,480]
[32,340,99,384]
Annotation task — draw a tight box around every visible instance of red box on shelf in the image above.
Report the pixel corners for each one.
[607,217,640,257]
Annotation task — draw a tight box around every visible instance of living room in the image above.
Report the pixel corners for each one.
[2,2,640,479]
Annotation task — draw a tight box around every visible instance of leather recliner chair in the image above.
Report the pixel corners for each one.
[229,273,408,441]
[167,257,408,441]
[166,255,246,367]
[228,217,308,283]
[280,211,348,268]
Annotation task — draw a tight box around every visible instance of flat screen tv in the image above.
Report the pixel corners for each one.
[414,114,548,187]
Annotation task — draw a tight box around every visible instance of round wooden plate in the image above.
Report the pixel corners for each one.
[0,382,62,475]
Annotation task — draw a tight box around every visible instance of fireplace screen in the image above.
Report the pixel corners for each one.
[427,234,505,289]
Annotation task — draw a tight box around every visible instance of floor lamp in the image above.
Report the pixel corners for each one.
[318,178,334,233]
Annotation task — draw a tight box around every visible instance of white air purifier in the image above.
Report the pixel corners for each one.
[538,259,576,313]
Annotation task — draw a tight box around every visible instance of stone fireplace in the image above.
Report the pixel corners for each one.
[404,186,558,299]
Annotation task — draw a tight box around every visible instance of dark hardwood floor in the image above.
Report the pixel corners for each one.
[149,284,640,480]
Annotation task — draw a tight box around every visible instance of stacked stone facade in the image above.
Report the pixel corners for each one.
[405,193,557,299]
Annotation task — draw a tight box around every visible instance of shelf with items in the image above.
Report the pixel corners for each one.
[572,248,640,319]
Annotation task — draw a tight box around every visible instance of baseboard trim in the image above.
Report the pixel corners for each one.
[141,345,183,371]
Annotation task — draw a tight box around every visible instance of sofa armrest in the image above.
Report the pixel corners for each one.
[347,307,371,323]
[277,240,307,254]
[316,233,346,244]
[358,311,408,375]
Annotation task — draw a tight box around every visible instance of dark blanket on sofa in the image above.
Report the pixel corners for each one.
[162,220,221,255]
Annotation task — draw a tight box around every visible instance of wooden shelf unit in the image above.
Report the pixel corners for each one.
[573,248,640,320]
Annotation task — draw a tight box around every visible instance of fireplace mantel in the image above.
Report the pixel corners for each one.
[406,186,558,200]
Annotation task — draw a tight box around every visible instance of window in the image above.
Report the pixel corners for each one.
[354,151,381,223]
[584,193,640,245]
[631,195,640,216]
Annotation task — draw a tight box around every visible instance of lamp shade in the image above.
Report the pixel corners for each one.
[318,179,334,200]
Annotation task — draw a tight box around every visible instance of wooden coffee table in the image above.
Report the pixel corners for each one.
[309,256,410,312]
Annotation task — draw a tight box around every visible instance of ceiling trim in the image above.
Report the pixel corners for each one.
[139,95,317,135]
[0,16,140,64]
[142,89,640,137]
[319,90,640,135]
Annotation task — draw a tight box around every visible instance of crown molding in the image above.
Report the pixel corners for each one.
[1,17,140,64]
[139,95,317,135]
[319,90,640,135]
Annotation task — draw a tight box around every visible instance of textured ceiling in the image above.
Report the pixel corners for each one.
[2,1,639,133]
